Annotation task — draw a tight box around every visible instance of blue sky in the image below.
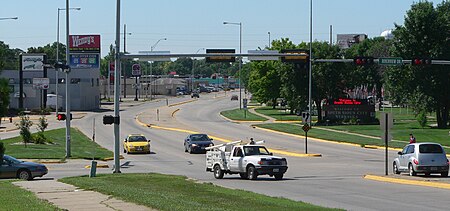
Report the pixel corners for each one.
[0,0,445,57]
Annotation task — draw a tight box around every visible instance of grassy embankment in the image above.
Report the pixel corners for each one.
[1,128,113,160]
[0,181,61,210]
[60,173,341,211]
[221,108,268,121]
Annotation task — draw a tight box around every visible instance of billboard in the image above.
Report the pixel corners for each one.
[69,35,101,53]
[69,54,100,69]
[21,54,45,71]
[323,98,375,123]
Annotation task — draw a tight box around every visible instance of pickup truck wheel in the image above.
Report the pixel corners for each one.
[247,166,257,180]
[214,165,224,179]
[274,174,283,180]
[239,173,247,179]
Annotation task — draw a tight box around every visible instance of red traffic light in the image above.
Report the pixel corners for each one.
[353,57,375,66]
[57,114,66,121]
[411,58,432,66]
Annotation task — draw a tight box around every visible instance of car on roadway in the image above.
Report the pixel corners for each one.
[123,134,151,154]
[191,92,199,98]
[0,155,48,180]
[184,134,214,154]
[393,142,449,177]
[231,95,238,101]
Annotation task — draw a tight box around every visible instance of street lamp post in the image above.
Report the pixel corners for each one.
[148,38,167,100]
[268,31,271,48]
[122,24,131,99]
[0,17,18,20]
[223,21,242,109]
[308,0,313,127]
[191,48,204,92]
[57,7,80,115]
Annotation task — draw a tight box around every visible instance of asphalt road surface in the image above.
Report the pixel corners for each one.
[5,93,450,211]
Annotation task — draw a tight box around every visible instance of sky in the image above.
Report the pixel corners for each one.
[0,0,445,57]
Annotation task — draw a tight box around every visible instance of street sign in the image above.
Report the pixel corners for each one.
[132,64,141,76]
[301,112,310,124]
[32,78,49,90]
[379,112,394,131]
[302,123,311,132]
[378,57,403,66]
[243,98,248,109]
[247,50,278,61]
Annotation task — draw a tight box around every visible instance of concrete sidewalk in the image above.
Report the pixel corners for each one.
[13,180,154,211]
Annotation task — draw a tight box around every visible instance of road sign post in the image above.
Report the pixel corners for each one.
[302,123,311,154]
[380,112,393,175]
[132,64,141,101]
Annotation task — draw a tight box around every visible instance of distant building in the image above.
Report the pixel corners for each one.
[337,34,368,49]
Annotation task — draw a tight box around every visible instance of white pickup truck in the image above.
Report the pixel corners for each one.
[206,140,288,180]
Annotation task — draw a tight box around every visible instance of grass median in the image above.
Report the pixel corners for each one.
[0,180,61,210]
[1,128,113,160]
[221,108,268,121]
[60,173,341,211]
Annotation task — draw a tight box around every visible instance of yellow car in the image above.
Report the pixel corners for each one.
[123,134,151,154]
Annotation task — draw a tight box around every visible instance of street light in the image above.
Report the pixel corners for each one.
[56,7,80,115]
[191,48,204,92]
[122,24,131,99]
[148,38,167,100]
[268,31,271,48]
[0,17,18,20]
[223,21,242,109]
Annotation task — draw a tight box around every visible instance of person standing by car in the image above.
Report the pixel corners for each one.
[409,134,416,144]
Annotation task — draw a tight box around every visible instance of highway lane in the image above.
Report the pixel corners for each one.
[10,93,449,210]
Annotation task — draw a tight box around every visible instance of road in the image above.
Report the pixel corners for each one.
[4,93,450,210]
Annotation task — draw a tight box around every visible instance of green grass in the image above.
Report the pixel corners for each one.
[255,106,301,121]
[253,107,449,148]
[0,128,113,160]
[60,173,340,211]
[0,180,61,210]
[221,109,268,121]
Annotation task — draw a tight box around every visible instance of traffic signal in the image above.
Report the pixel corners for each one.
[353,57,375,66]
[57,114,66,121]
[103,115,115,125]
[56,113,72,121]
[281,49,309,63]
[411,58,432,66]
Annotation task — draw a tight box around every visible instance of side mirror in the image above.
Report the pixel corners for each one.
[147,140,151,143]
[269,152,273,156]
[397,151,402,155]
[210,138,213,141]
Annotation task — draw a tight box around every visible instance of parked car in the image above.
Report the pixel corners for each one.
[0,155,48,180]
[393,142,449,177]
[191,92,199,98]
[184,134,214,154]
[198,86,211,93]
[123,134,151,154]
[231,95,238,101]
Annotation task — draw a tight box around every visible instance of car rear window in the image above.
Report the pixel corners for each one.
[419,144,443,153]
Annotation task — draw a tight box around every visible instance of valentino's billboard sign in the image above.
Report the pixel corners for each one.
[69,35,101,53]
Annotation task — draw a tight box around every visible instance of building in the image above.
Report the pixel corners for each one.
[1,69,100,111]
[337,34,368,49]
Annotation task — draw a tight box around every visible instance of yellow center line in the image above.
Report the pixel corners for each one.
[364,175,450,190]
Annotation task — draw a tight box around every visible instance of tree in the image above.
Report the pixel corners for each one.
[389,1,450,128]
[27,42,66,64]
[0,78,10,126]
[0,41,23,70]
[248,60,281,108]
[15,114,33,147]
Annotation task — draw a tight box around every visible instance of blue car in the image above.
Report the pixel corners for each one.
[184,134,214,154]
[0,155,48,180]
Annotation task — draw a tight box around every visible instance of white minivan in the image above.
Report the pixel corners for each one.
[393,143,449,177]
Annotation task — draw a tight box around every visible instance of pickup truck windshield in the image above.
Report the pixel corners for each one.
[243,146,270,156]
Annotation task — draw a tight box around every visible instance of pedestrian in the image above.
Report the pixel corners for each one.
[409,134,416,144]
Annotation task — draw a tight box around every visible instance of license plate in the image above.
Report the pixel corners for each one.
[273,168,279,172]
[431,167,437,171]
[137,148,142,151]
[201,147,205,149]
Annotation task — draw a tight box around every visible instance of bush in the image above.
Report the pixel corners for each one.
[416,111,427,128]
[32,133,47,144]
[15,114,33,146]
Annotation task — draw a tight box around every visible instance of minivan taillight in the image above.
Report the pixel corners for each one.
[413,159,419,165]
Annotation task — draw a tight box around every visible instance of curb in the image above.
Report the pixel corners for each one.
[85,164,109,169]
[364,174,450,190]
[171,108,180,117]
[168,99,197,107]
[102,155,124,161]
[36,160,67,164]
[219,113,266,123]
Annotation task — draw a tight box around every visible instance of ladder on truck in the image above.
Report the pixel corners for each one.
[205,140,242,151]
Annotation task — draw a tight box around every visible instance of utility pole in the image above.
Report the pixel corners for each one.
[123,24,127,99]
[65,0,71,158]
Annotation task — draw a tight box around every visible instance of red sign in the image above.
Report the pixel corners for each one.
[109,62,115,73]
[69,35,101,53]
[331,98,364,105]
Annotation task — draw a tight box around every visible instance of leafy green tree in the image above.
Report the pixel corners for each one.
[248,61,281,108]
[416,111,428,129]
[389,1,450,128]
[0,78,10,125]
[27,42,66,64]
[15,114,33,147]
[0,41,23,70]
